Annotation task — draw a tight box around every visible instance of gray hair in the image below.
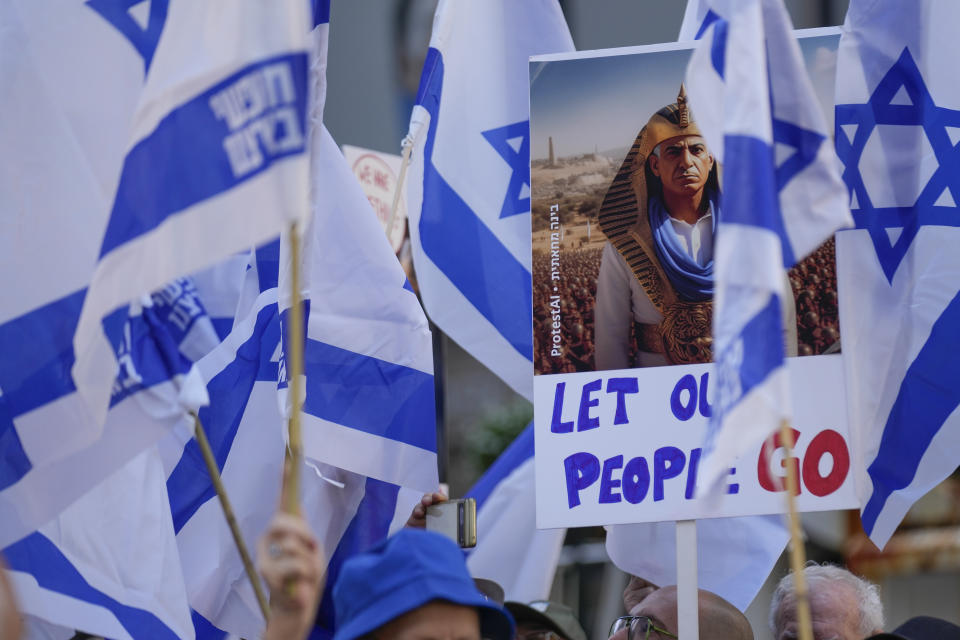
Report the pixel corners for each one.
[769,563,883,637]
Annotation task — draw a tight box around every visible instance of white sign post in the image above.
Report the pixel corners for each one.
[676,519,699,640]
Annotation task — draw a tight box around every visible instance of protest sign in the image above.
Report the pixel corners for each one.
[534,354,857,528]
[529,31,850,528]
[342,145,406,253]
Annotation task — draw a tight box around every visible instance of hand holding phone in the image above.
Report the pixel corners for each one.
[425,498,477,548]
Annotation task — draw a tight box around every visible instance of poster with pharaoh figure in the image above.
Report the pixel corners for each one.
[530,30,858,529]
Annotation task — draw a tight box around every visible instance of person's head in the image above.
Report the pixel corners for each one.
[628,85,719,212]
[647,135,715,203]
[598,84,720,251]
[506,600,587,640]
[332,529,514,640]
[608,585,752,640]
[866,616,960,640]
[770,564,883,640]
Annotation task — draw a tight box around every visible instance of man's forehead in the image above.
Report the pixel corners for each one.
[661,135,707,149]
[631,587,677,627]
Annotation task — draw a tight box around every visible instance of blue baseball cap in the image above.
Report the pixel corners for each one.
[332,529,515,640]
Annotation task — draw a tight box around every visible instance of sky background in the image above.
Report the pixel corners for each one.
[530,33,840,161]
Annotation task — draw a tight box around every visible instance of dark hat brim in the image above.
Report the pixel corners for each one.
[505,602,571,639]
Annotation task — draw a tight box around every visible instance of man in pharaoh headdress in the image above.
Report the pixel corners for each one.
[594,86,796,370]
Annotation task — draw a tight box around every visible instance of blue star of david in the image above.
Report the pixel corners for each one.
[481,120,530,219]
[835,47,960,283]
[86,0,169,74]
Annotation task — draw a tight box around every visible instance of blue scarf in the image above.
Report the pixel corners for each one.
[648,190,718,302]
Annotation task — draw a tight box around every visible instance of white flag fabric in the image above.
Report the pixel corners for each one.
[0,0,222,549]
[466,424,566,603]
[0,280,210,550]
[168,6,439,633]
[5,450,194,640]
[835,0,960,548]
[405,0,574,400]
[1,275,219,638]
[279,125,439,493]
[164,246,367,639]
[165,252,288,638]
[172,203,433,640]
[685,0,851,493]
[678,0,711,41]
[606,516,788,612]
[71,0,311,426]
[313,479,421,638]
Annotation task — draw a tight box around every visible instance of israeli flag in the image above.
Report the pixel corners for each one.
[71,0,312,427]
[5,449,195,640]
[0,280,211,550]
[167,241,428,639]
[835,0,960,548]
[312,480,422,639]
[405,1,574,400]
[165,245,370,639]
[165,247,285,639]
[0,0,220,549]
[279,124,439,493]
[2,276,220,639]
[168,8,438,633]
[465,424,566,603]
[685,0,851,492]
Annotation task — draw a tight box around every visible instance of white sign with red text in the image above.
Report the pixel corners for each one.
[342,145,406,252]
[534,355,857,529]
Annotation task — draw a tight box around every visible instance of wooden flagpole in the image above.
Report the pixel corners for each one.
[779,420,814,640]
[191,412,271,621]
[385,138,414,245]
[283,222,305,516]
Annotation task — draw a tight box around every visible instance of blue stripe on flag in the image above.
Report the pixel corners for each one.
[192,609,227,640]
[107,304,196,408]
[697,11,728,76]
[312,477,400,638]
[0,289,85,417]
[211,317,233,341]
[299,334,436,453]
[723,135,795,266]
[0,397,31,492]
[312,0,330,27]
[0,289,88,490]
[707,296,784,458]
[694,9,722,40]
[466,422,534,508]
[99,53,309,258]
[256,238,281,293]
[4,532,181,639]
[849,207,960,231]
[734,296,784,397]
[414,48,533,361]
[861,289,960,536]
[167,303,279,532]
